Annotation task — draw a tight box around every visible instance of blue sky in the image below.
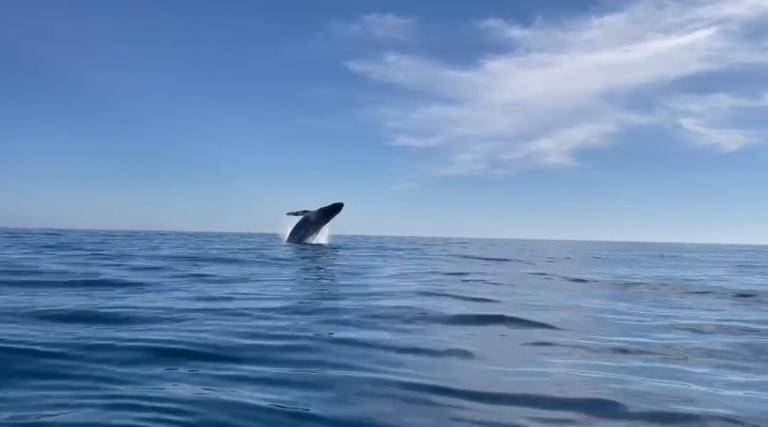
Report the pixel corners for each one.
[1,0,767,244]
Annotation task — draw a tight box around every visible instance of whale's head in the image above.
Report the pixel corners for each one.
[318,202,344,220]
[313,202,344,231]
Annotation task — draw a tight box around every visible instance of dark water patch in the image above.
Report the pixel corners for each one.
[450,416,526,427]
[522,341,678,358]
[684,290,714,295]
[100,400,198,419]
[564,277,592,283]
[209,371,332,391]
[159,254,249,265]
[607,347,670,357]
[524,341,559,347]
[455,255,524,263]
[525,416,582,425]
[168,272,248,285]
[1,231,27,239]
[258,304,345,317]
[267,403,310,412]
[551,274,595,283]
[360,391,465,409]
[396,381,745,425]
[227,330,316,343]
[674,323,765,335]
[76,341,318,366]
[6,421,134,427]
[0,268,47,277]
[734,292,757,298]
[461,278,512,286]
[86,251,126,259]
[417,291,500,303]
[3,411,80,423]
[174,307,261,319]
[735,264,764,269]
[29,308,167,326]
[0,278,147,289]
[127,265,170,272]
[0,361,140,387]
[528,272,550,277]
[133,416,198,427]
[432,314,560,330]
[328,336,475,359]
[543,257,573,264]
[526,272,595,284]
[185,396,402,427]
[441,271,472,277]
[75,340,370,372]
[0,343,76,363]
[37,231,65,236]
[188,295,237,302]
[38,243,79,251]
[614,281,652,287]
[112,343,246,365]
[171,272,218,279]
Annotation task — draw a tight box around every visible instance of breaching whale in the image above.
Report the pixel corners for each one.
[285,202,344,244]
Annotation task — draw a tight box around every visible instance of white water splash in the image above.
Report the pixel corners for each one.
[281,216,296,242]
[312,225,330,244]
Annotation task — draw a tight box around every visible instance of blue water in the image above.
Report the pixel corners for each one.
[0,229,766,426]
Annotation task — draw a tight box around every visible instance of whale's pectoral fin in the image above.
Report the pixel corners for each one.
[286,210,313,216]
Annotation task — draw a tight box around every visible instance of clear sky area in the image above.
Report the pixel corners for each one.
[2,0,767,244]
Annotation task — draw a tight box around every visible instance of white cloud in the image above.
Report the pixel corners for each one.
[331,13,415,42]
[667,92,768,151]
[678,118,748,152]
[346,0,768,174]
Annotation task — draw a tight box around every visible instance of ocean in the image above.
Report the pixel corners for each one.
[0,228,765,426]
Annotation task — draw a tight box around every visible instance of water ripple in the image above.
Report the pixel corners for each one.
[0,278,148,289]
[0,229,765,426]
[432,313,560,330]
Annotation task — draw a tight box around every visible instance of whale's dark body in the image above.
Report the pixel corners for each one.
[285,202,344,244]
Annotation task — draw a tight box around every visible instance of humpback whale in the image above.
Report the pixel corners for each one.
[285,202,344,244]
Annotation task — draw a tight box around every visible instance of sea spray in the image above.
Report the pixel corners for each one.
[312,225,330,244]
[281,216,298,242]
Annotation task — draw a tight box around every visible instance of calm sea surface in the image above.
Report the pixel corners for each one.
[0,229,766,426]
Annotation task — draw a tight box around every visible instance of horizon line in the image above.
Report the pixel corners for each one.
[1,225,765,247]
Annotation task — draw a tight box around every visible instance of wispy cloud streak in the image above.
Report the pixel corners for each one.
[346,1,768,174]
[330,13,415,43]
